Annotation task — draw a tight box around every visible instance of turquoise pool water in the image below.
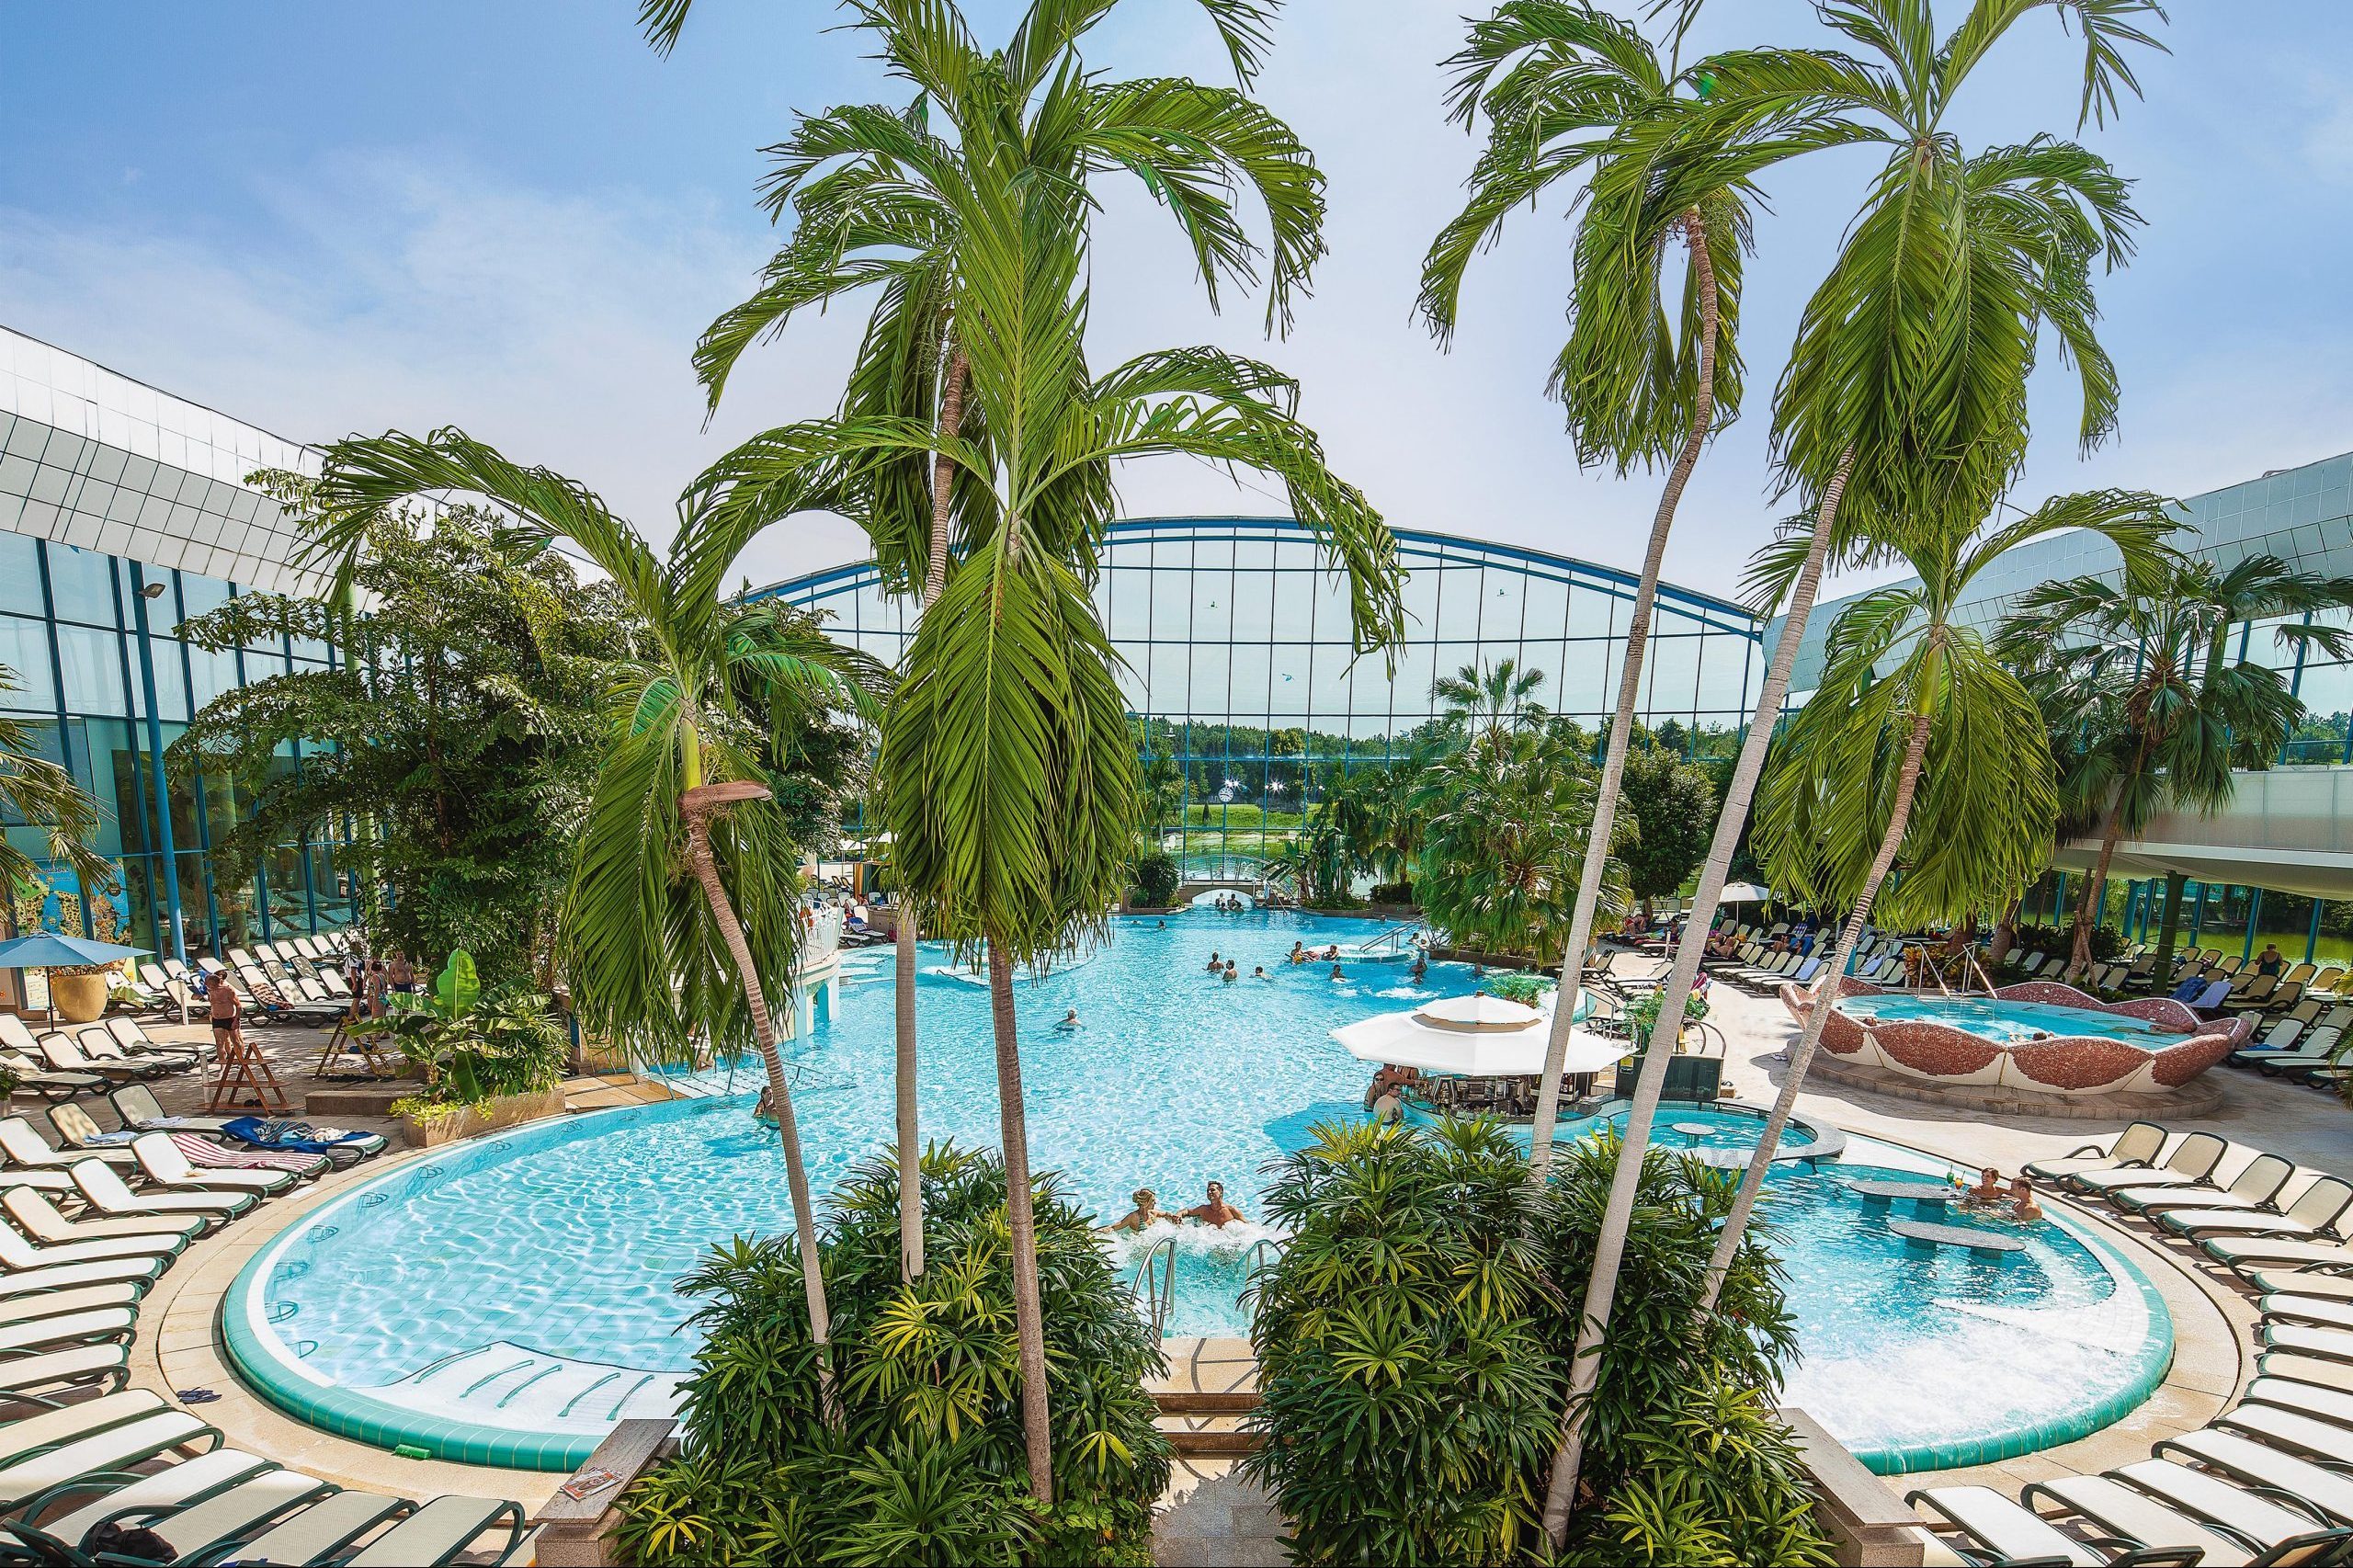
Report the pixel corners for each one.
[1844,993,2178,1046]
[228,909,2172,1474]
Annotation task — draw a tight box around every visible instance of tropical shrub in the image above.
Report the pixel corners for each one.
[1245,1121,1831,1568]
[1622,986,1710,1046]
[372,950,568,1121]
[1480,971,1557,1006]
[617,1144,1169,1567]
[1245,1119,1558,1566]
[1129,851,1180,910]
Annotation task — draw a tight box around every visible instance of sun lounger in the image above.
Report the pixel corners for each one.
[0,1256,165,1299]
[131,1133,304,1196]
[2262,1323,2353,1365]
[2236,1019,2308,1064]
[2218,1402,2353,1470]
[0,1116,134,1172]
[2242,1372,2353,1430]
[0,1187,199,1247]
[0,1220,185,1273]
[0,1171,76,1196]
[2025,1122,2169,1184]
[34,1032,171,1084]
[216,1488,414,1564]
[0,1448,274,1562]
[2018,1474,2252,1565]
[2158,1176,2353,1241]
[0,1342,131,1401]
[0,1306,137,1355]
[0,1282,141,1326]
[0,1409,221,1509]
[46,1102,155,1163]
[0,1390,169,1466]
[0,1055,102,1106]
[2247,1270,2353,1303]
[70,1467,338,1564]
[2259,1352,2353,1397]
[2122,1153,2294,1216]
[2188,979,2232,1011]
[2208,1235,2353,1273]
[107,1083,233,1135]
[2252,1028,2346,1078]
[2070,1132,2229,1198]
[2100,1459,2348,1562]
[2157,1428,2353,1528]
[104,1016,207,1064]
[344,1495,527,1567]
[67,1159,256,1230]
[1904,1484,2122,1566]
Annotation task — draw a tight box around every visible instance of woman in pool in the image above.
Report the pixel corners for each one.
[1288,941,1306,964]
[1103,1188,1163,1233]
[1329,961,1345,981]
[1206,951,1222,973]
[1963,1166,2005,1208]
[1182,1181,1246,1228]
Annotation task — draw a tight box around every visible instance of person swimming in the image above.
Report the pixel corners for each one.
[1103,1188,1163,1233]
[2006,1175,2042,1222]
[1329,961,1345,981]
[1252,965,1270,981]
[1222,960,1239,983]
[1289,941,1306,964]
[1409,954,1427,983]
[1206,951,1222,972]
[1055,1008,1082,1031]
[1182,1180,1245,1228]
[1964,1166,2005,1207]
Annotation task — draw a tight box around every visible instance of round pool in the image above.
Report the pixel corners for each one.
[226,910,2172,1473]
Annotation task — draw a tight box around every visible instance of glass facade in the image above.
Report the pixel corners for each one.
[1790,446,2353,962]
[757,517,1765,876]
[1,326,344,980]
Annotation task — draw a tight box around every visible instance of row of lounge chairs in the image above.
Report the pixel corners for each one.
[1907,1126,2353,1564]
[0,1079,535,1565]
[113,936,356,1028]
[2227,1008,2352,1089]
[0,1015,213,1107]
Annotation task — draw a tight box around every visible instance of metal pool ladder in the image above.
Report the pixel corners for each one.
[1132,1236,1177,1335]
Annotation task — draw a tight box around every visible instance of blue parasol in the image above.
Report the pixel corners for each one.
[0,933,151,1027]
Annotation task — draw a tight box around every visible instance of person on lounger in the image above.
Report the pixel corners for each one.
[1182,1180,1245,1228]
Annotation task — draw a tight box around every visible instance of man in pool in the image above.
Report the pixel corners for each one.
[1182,1181,1246,1228]
[1055,1008,1082,1031]
[1409,953,1427,983]
[1222,960,1239,983]
[1289,940,1306,964]
[1252,964,1271,981]
[1103,1188,1163,1233]
[1329,961,1346,981]
[2006,1175,2042,1222]
[1206,950,1222,972]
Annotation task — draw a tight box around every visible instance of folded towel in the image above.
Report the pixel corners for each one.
[169,1131,327,1176]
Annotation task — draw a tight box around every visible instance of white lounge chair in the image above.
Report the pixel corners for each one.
[2070,1131,2230,1198]
[131,1133,303,1197]
[2120,1153,2294,1216]
[0,1187,199,1248]
[0,1282,141,1326]
[0,1342,131,1401]
[67,1159,256,1230]
[0,1306,136,1355]
[2025,1121,2168,1184]
[2208,1235,2353,1274]
[2155,1428,2353,1528]
[0,1116,134,1172]
[0,1221,185,1273]
[2099,1459,2347,1562]
[0,1408,220,1509]
[0,1448,275,1562]
[1904,1485,2115,1567]
[2162,1177,2353,1242]
[2020,1472,2276,1566]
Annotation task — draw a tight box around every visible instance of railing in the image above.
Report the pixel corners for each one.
[1356,920,1427,958]
[1131,1236,1177,1335]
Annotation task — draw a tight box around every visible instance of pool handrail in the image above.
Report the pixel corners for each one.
[1131,1236,1177,1336]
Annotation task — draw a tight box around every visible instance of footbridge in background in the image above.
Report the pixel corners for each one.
[2052,764,2353,898]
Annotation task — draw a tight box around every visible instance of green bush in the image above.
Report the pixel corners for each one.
[1129,851,1180,909]
[1243,1121,1832,1568]
[1479,971,1557,1006]
[617,1144,1169,1567]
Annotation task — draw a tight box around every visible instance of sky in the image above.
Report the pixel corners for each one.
[3,1,2351,607]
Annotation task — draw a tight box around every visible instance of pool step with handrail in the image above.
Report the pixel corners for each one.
[386,1341,686,1433]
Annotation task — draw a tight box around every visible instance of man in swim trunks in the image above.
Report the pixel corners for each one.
[2006,1175,2042,1223]
[1222,960,1239,983]
[1182,1181,1245,1228]
[1206,951,1222,973]
[1104,1188,1163,1233]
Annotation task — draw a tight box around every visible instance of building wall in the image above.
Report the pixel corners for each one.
[1781,447,2353,965]
[757,517,1765,878]
[0,326,346,979]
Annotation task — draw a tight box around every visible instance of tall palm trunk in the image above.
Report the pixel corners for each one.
[680,795,836,1425]
[2070,793,2125,971]
[1698,702,1934,1312]
[896,343,967,1283]
[1529,208,1718,1178]
[1989,895,2021,969]
[987,945,1053,1503]
[1538,445,1854,1545]
[2152,870,2188,986]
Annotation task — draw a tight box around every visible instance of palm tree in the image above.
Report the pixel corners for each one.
[1432,657,1549,746]
[1695,490,2172,1312]
[1534,0,2165,1538]
[681,0,1330,1287]
[290,431,887,1422]
[2000,551,2353,971]
[1421,0,1787,1188]
[1415,723,1621,964]
[682,1,1403,1501]
[1,667,115,903]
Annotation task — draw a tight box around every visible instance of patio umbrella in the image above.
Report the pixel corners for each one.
[1719,882,1771,904]
[0,933,150,1028]
[1332,994,1631,1078]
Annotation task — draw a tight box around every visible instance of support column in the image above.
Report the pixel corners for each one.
[126,562,186,963]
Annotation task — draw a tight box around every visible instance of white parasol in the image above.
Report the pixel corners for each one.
[1333,993,1631,1077]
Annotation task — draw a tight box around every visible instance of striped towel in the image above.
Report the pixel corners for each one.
[169,1131,327,1176]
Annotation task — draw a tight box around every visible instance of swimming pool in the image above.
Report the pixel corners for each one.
[225,910,2173,1474]
[1847,994,2174,1045]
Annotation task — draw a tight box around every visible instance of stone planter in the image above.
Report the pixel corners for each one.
[398,1086,568,1148]
[49,972,108,1024]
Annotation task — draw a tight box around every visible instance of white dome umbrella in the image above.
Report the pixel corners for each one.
[1332,994,1632,1079]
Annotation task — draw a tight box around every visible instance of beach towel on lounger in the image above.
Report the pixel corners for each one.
[219,1118,370,1155]
[168,1132,327,1176]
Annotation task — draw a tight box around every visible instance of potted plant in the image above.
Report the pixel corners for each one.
[10,881,126,1024]
[363,950,571,1145]
[1624,987,1710,1051]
